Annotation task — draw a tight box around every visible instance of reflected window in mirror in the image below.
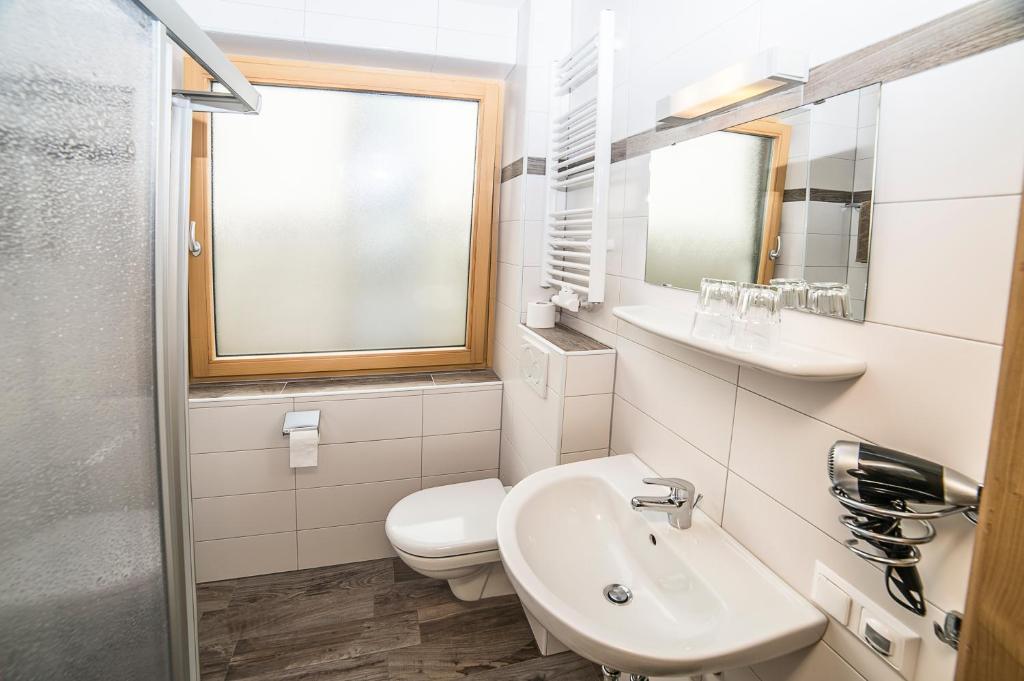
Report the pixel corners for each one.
[646,83,880,321]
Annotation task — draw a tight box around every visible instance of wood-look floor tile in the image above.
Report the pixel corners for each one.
[199,609,239,681]
[415,593,521,625]
[466,651,602,680]
[386,600,538,680]
[229,653,390,681]
[226,612,420,681]
[230,559,394,599]
[197,581,237,615]
[373,576,457,618]
[392,559,423,583]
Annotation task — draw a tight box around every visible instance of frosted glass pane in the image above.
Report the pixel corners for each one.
[647,131,773,291]
[0,1,171,680]
[211,85,479,356]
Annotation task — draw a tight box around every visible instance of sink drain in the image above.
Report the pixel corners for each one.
[603,583,633,605]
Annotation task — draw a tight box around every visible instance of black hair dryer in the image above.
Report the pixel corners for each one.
[827,441,981,616]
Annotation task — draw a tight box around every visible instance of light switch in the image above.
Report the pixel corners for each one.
[812,573,852,625]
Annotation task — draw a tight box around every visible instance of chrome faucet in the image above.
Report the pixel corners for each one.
[630,477,701,530]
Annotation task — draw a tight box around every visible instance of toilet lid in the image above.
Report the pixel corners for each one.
[385,478,506,559]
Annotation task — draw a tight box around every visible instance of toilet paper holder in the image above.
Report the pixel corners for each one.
[283,410,320,435]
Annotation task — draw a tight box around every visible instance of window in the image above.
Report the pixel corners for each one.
[186,57,502,378]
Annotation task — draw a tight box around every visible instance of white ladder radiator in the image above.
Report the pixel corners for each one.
[540,9,615,312]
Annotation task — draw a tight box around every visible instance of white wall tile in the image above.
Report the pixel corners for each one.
[296,478,420,530]
[610,397,727,524]
[422,468,500,488]
[723,473,959,681]
[193,491,296,541]
[189,402,292,454]
[294,438,421,488]
[190,449,294,498]
[436,29,516,64]
[497,261,524,310]
[561,393,613,453]
[559,448,609,465]
[438,0,518,37]
[866,196,1019,344]
[874,40,1024,203]
[423,389,502,435]
[309,395,422,444]
[180,0,305,39]
[614,337,737,464]
[195,532,297,583]
[620,216,648,280]
[422,430,501,475]
[304,12,438,53]
[740,322,1001,482]
[306,0,438,26]
[752,641,866,681]
[297,522,395,569]
[498,220,524,265]
[564,353,616,396]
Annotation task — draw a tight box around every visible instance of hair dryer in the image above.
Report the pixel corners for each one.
[828,440,981,507]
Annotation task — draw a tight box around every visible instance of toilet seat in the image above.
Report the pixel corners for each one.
[385,478,506,559]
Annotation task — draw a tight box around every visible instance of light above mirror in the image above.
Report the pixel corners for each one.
[646,83,881,322]
[655,48,808,122]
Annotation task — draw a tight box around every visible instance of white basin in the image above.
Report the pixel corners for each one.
[496,454,826,677]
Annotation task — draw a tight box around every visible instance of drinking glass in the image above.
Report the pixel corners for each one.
[769,277,809,310]
[730,282,782,353]
[807,282,851,318]
[691,278,738,343]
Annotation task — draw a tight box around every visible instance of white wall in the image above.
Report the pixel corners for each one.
[550,2,1023,681]
[494,0,577,482]
[175,0,521,77]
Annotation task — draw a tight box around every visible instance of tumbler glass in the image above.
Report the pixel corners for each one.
[807,282,851,318]
[769,277,809,311]
[691,278,738,343]
[730,282,782,353]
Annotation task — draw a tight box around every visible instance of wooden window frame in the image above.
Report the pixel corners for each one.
[185,56,502,380]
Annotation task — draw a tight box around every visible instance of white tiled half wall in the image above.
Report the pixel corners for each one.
[188,380,502,582]
[495,324,616,485]
[494,3,1023,681]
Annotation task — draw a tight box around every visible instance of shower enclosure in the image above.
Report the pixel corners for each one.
[0,1,258,679]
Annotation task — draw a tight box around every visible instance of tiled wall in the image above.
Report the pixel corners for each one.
[175,0,519,78]
[501,2,1021,681]
[495,325,616,483]
[188,381,502,582]
[495,0,589,482]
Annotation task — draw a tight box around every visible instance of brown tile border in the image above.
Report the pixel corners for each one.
[528,323,612,352]
[500,156,547,183]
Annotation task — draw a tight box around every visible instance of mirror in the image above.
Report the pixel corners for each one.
[646,83,880,321]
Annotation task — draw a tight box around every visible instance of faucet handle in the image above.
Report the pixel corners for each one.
[642,477,697,503]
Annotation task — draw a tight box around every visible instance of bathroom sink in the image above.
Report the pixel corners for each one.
[496,454,826,677]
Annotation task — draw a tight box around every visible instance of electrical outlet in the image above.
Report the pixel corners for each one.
[813,562,920,679]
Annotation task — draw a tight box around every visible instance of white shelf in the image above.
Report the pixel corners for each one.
[612,305,866,382]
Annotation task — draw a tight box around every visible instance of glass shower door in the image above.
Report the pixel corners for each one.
[0,0,174,679]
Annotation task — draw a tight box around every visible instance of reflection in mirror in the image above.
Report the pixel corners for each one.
[646,83,880,321]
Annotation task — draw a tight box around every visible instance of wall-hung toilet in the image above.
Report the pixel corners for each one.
[385,478,516,602]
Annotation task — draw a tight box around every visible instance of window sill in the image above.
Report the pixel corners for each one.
[188,368,499,405]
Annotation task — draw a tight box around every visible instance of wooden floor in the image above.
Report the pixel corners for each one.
[197,558,602,681]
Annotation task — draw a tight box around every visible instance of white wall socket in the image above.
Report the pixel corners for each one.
[812,562,921,679]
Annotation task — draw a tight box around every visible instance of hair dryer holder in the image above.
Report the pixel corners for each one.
[830,485,977,567]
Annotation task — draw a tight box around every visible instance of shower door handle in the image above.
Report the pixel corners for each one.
[188,220,202,257]
[768,235,781,261]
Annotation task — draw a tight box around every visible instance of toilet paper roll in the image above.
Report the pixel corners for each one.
[526,301,556,329]
[289,429,319,468]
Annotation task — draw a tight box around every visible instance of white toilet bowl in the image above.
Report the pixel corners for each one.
[385,478,516,602]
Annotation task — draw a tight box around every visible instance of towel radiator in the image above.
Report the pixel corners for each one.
[540,9,615,312]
